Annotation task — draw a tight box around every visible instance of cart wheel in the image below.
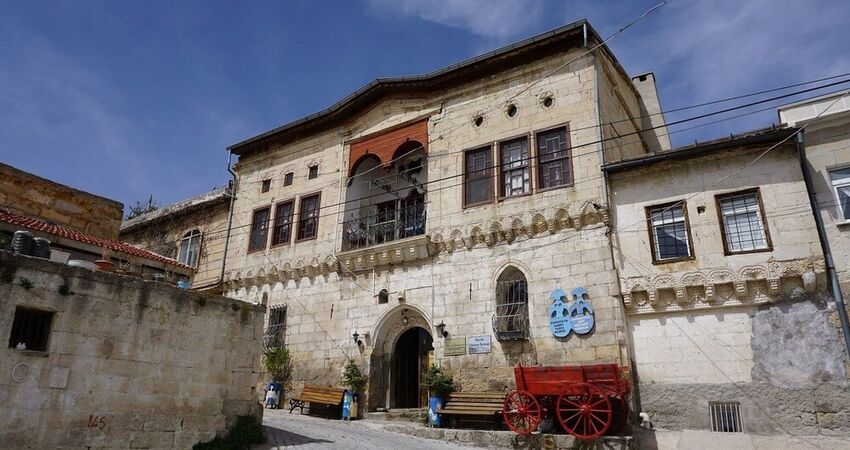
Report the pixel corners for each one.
[608,395,629,434]
[556,382,612,440]
[502,390,541,436]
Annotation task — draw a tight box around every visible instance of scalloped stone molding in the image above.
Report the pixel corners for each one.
[428,200,609,253]
[621,257,825,315]
[223,253,341,289]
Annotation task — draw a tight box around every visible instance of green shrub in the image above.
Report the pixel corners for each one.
[263,347,292,387]
[422,364,454,397]
[192,415,265,450]
[341,359,368,392]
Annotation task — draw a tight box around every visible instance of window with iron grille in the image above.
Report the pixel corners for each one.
[717,190,770,253]
[249,207,270,252]
[830,167,850,222]
[464,146,494,206]
[647,203,692,262]
[500,137,531,197]
[284,172,294,186]
[271,200,294,246]
[297,193,321,241]
[308,165,318,179]
[492,266,529,341]
[8,307,54,352]
[177,229,202,267]
[536,127,571,189]
[709,402,743,432]
[261,179,271,193]
[263,307,287,349]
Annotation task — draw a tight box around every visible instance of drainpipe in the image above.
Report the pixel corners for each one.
[796,131,850,358]
[219,150,238,292]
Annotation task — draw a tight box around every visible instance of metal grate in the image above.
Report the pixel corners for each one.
[710,401,743,433]
[8,307,54,352]
[262,307,287,351]
[718,192,768,252]
[492,279,529,341]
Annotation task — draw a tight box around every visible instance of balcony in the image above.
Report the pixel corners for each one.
[342,200,426,251]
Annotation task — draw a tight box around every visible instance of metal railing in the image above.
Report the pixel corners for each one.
[342,201,426,251]
[492,280,530,341]
[262,323,286,351]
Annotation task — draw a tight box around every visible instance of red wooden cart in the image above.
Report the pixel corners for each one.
[501,364,630,439]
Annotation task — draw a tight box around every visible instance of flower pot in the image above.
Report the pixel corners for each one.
[94,260,114,272]
[428,396,444,427]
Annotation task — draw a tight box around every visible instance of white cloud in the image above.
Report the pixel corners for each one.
[366,0,545,40]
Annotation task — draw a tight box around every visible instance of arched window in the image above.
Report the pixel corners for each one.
[492,266,529,341]
[177,230,202,268]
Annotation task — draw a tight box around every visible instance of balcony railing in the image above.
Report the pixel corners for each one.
[492,280,529,341]
[342,201,426,251]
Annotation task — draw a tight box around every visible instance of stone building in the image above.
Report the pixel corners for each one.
[605,128,850,436]
[0,164,192,281]
[0,162,123,239]
[221,20,669,412]
[779,90,850,292]
[120,186,232,290]
[0,251,264,449]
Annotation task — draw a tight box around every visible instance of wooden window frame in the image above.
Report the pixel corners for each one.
[308,165,319,180]
[535,124,574,192]
[497,134,533,201]
[462,146,496,209]
[177,229,203,268]
[248,205,271,253]
[645,201,695,264]
[296,192,322,242]
[283,172,294,187]
[715,188,773,256]
[261,179,271,193]
[271,199,295,248]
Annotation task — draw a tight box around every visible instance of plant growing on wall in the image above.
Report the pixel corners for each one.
[422,364,454,397]
[263,347,292,388]
[341,359,368,392]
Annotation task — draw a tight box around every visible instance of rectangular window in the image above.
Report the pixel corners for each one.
[709,402,743,433]
[264,307,287,349]
[261,179,271,193]
[308,165,318,179]
[500,137,531,197]
[284,172,294,186]
[647,203,693,262]
[249,207,271,252]
[717,190,771,254]
[830,167,850,222]
[536,127,571,189]
[464,146,494,206]
[8,307,54,352]
[271,200,294,246]
[297,193,321,241]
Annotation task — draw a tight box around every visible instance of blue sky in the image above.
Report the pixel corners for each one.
[2,0,849,213]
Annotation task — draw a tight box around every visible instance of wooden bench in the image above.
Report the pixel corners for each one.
[439,392,507,429]
[289,384,346,418]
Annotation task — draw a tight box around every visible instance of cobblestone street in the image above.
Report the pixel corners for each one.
[257,410,488,450]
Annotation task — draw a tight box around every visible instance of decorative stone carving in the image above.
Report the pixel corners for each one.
[621,257,824,315]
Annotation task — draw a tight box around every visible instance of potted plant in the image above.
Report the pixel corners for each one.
[262,347,292,409]
[341,359,368,420]
[422,364,454,427]
[94,246,114,272]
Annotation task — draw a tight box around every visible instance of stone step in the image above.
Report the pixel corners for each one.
[367,408,428,423]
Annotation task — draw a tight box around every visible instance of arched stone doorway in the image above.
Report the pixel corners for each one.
[368,305,433,411]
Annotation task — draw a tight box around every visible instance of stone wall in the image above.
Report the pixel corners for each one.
[0,163,124,239]
[0,251,264,449]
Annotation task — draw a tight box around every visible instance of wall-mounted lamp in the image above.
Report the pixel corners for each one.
[352,331,363,347]
[401,309,409,326]
[436,321,448,338]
